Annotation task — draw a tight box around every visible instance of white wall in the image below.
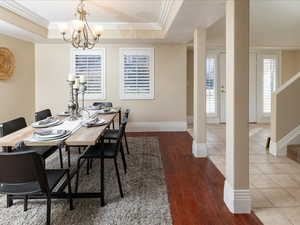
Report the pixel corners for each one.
[35,43,187,131]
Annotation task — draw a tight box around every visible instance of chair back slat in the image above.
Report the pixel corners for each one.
[122,109,130,129]
[124,109,130,121]
[116,123,126,147]
[93,102,113,108]
[0,151,49,192]
[0,117,27,137]
[35,109,52,122]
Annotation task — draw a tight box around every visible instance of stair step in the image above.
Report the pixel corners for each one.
[287,145,300,163]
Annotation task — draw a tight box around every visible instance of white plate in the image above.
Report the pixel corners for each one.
[97,109,117,114]
[34,129,67,138]
[57,112,70,116]
[32,119,62,128]
[82,118,107,127]
[33,130,72,141]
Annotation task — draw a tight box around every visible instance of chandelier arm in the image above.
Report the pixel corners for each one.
[83,24,89,48]
[87,43,96,49]
[62,33,72,43]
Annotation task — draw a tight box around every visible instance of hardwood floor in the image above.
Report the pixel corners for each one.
[128,132,263,225]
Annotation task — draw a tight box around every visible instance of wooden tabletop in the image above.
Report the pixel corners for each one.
[0,111,119,148]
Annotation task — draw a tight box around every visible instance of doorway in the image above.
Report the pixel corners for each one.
[209,51,279,123]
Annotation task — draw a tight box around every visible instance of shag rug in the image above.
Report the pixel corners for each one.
[0,137,172,225]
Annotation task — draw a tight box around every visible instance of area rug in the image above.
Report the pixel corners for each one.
[0,137,172,225]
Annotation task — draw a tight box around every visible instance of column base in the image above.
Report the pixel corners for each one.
[192,141,207,158]
[269,141,287,156]
[223,180,251,214]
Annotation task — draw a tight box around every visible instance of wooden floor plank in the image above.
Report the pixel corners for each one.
[128,132,263,225]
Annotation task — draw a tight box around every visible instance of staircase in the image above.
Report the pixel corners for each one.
[270,72,300,156]
[287,144,300,163]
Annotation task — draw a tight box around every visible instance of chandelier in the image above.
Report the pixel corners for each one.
[59,0,103,49]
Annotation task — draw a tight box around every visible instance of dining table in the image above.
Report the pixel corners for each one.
[0,107,122,206]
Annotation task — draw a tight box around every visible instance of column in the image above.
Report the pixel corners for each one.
[223,0,251,213]
[193,27,207,158]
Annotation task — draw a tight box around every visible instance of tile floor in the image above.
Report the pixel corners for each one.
[188,124,300,225]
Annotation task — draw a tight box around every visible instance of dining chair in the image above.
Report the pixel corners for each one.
[93,102,116,129]
[75,122,127,204]
[103,109,130,154]
[0,117,64,168]
[35,109,52,122]
[0,151,74,225]
[92,102,113,108]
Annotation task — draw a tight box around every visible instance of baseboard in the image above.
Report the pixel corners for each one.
[192,141,207,158]
[187,115,220,125]
[127,121,187,132]
[223,180,251,214]
[270,124,300,156]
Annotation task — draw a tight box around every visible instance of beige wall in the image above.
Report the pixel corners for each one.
[281,50,300,84]
[271,73,300,142]
[35,44,187,123]
[0,34,35,124]
[187,49,194,117]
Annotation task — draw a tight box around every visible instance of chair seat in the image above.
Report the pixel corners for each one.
[16,146,57,160]
[0,170,66,195]
[104,129,119,139]
[83,143,118,158]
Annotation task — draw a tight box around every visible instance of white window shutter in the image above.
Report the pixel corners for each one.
[263,57,277,114]
[206,56,217,114]
[120,48,154,100]
[72,48,106,100]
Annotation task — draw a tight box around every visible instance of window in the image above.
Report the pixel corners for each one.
[71,48,105,99]
[263,57,277,114]
[120,48,154,99]
[206,56,217,114]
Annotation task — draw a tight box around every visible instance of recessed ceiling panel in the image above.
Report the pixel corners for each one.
[15,0,163,23]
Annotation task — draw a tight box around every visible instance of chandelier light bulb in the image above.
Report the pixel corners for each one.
[72,20,84,30]
[94,25,104,36]
[58,23,68,34]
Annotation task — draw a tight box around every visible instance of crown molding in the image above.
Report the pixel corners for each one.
[160,0,184,36]
[49,22,162,31]
[159,0,175,26]
[0,0,49,28]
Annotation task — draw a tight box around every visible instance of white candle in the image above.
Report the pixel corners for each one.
[68,73,75,82]
[73,78,80,89]
[79,75,86,83]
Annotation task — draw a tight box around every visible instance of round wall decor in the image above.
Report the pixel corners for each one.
[0,47,16,80]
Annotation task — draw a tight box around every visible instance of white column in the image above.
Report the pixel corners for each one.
[223,0,251,214]
[193,27,207,158]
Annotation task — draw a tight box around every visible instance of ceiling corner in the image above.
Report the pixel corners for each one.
[0,0,49,28]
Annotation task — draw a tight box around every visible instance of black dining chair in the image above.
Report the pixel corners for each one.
[104,109,130,154]
[35,109,52,122]
[0,117,64,168]
[93,102,113,108]
[0,151,73,225]
[75,122,127,205]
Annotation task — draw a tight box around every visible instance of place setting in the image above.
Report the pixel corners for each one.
[31,116,63,128]
[32,128,72,141]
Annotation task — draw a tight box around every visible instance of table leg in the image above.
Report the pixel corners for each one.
[66,146,71,168]
[119,110,122,127]
[7,195,13,208]
[100,138,105,207]
[6,147,13,207]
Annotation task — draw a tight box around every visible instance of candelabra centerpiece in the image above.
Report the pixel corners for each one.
[67,74,88,120]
